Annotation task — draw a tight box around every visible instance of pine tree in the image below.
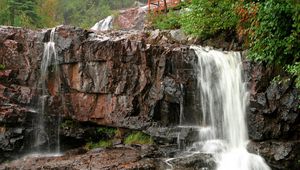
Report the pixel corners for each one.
[7,0,39,26]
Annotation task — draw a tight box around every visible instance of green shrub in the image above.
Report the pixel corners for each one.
[180,0,238,38]
[287,63,300,88]
[151,10,181,30]
[248,0,300,87]
[124,131,153,145]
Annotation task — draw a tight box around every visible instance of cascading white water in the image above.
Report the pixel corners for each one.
[36,27,60,154]
[91,16,114,31]
[191,46,270,170]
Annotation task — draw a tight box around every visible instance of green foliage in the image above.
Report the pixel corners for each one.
[0,0,9,25]
[7,0,40,28]
[151,10,181,30]
[0,64,5,70]
[249,0,300,87]
[36,0,61,28]
[0,0,140,28]
[84,126,118,150]
[287,63,300,88]
[180,0,238,38]
[85,140,112,149]
[124,131,153,145]
[57,0,111,29]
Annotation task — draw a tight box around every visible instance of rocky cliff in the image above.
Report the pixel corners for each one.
[0,26,299,169]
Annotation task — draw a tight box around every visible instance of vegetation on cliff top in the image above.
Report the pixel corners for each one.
[152,0,300,88]
[0,0,299,87]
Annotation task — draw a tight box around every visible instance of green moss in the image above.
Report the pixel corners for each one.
[0,64,5,70]
[85,140,112,150]
[124,131,153,145]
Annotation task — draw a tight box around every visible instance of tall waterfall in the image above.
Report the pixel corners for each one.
[191,46,270,170]
[35,28,60,154]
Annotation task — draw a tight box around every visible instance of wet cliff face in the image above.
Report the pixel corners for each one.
[0,26,299,169]
[244,60,300,170]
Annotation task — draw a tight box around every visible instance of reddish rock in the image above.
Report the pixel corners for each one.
[0,26,299,169]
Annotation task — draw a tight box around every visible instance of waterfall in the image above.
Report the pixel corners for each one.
[190,46,270,170]
[35,27,61,154]
[91,16,114,31]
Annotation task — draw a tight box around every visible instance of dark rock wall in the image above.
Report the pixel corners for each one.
[244,59,300,170]
[0,26,299,169]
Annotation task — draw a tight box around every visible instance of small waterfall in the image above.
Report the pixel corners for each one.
[190,46,270,170]
[91,16,114,31]
[35,27,61,154]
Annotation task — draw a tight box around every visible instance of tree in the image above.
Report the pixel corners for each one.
[249,0,300,87]
[37,0,60,27]
[6,0,40,27]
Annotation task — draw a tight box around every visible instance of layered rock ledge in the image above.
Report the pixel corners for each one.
[0,26,299,169]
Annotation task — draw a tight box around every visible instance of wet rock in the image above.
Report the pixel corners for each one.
[248,141,300,170]
[0,26,299,169]
[170,29,187,43]
[165,153,216,170]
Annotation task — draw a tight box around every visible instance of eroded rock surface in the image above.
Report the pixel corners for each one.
[0,26,299,169]
[243,58,300,170]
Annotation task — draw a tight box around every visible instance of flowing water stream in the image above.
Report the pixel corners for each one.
[169,46,270,170]
[35,27,61,154]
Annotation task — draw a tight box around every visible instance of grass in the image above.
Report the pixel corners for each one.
[85,140,113,149]
[0,64,5,70]
[124,131,153,145]
[97,127,117,138]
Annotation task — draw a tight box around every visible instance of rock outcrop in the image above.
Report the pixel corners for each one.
[244,59,300,170]
[0,25,197,163]
[0,26,299,169]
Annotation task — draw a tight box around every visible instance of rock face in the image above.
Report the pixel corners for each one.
[0,26,299,169]
[0,26,197,162]
[243,59,300,170]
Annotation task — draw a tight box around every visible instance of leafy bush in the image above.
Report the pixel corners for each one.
[235,0,258,46]
[151,10,181,30]
[180,0,238,38]
[248,0,300,87]
[287,63,300,87]
[124,131,153,145]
